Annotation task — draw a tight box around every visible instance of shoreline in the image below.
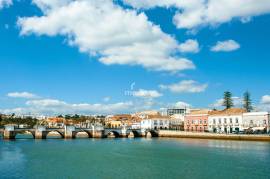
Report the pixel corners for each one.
[158,130,270,142]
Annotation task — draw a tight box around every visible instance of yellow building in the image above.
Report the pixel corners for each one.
[106,120,122,128]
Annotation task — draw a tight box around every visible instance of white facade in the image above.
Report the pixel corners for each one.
[208,114,243,133]
[131,122,141,129]
[243,112,270,133]
[140,118,170,130]
[170,114,184,130]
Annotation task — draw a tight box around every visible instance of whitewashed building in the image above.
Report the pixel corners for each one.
[243,112,270,133]
[170,114,185,130]
[208,108,246,133]
[140,116,170,130]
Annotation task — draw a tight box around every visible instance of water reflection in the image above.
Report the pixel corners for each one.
[0,144,26,178]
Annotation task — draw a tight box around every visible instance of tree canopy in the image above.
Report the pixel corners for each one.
[243,91,253,112]
[223,91,234,109]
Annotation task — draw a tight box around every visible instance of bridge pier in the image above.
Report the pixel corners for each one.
[128,131,135,138]
[3,130,16,139]
[119,127,128,138]
[3,125,16,140]
[35,126,47,139]
[65,126,76,139]
[92,130,105,138]
[91,125,105,138]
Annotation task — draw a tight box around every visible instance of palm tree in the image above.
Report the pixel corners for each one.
[243,91,253,112]
[223,91,234,109]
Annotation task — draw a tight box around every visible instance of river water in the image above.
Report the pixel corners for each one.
[0,136,270,179]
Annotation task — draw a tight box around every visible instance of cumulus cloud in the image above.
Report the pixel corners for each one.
[211,40,240,52]
[160,80,207,93]
[257,95,270,111]
[210,96,242,108]
[0,0,12,9]
[261,95,270,104]
[7,92,39,99]
[174,101,191,108]
[0,98,134,115]
[17,0,195,72]
[133,89,162,99]
[178,39,200,53]
[124,0,270,29]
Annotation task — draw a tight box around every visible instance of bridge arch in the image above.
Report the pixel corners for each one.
[128,130,140,138]
[146,130,158,138]
[15,130,35,139]
[46,130,65,138]
[75,130,92,138]
[107,131,120,138]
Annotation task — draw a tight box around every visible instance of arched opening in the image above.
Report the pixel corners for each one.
[107,131,120,138]
[128,131,139,138]
[15,131,35,139]
[46,131,64,139]
[146,131,152,138]
[75,131,92,138]
[146,131,158,138]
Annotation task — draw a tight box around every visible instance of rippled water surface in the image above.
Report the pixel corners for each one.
[1,136,270,179]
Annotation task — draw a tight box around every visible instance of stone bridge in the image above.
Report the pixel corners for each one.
[105,128,158,138]
[0,125,158,140]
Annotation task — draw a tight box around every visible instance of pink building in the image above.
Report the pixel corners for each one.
[184,110,210,132]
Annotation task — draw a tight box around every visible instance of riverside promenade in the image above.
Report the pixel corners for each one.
[158,130,270,141]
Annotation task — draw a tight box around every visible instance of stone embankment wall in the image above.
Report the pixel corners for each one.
[158,130,270,141]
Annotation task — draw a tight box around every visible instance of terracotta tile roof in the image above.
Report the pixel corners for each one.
[188,109,211,115]
[209,108,246,116]
[147,115,171,119]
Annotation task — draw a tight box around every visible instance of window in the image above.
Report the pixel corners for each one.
[192,120,194,124]
[224,118,227,124]
[219,118,221,124]
[250,120,253,124]
[263,120,267,124]
[204,120,207,124]
[213,119,216,124]
[235,118,239,123]
[200,120,202,124]
[230,118,232,123]
[154,120,157,125]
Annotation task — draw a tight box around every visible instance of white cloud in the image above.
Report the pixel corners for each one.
[17,0,195,72]
[256,95,270,111]
[160,80,207,93]
[133,89,162,98]
[178,39,200,53]
[124,0,270,29]
[174,101,191,108]
[211,40,240,52]
[0,98,134,115]
[210,96,242,108]
[7,92,39,99]
[261,95,270,104]
[0,0,12,9]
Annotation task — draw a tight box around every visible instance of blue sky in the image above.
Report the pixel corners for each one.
[1,0,270,115]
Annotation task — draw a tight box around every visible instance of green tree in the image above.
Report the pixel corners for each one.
[223,91,234,109]
[243,91,253,112]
